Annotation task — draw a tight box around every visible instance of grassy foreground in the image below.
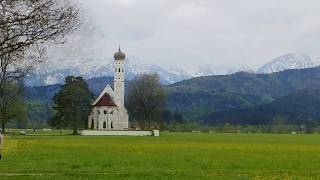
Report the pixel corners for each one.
[0,132,320,179]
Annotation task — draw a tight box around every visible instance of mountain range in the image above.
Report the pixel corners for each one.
[25,53,320,87]
[166,66,320,123]
[25,56,192,86]
[26,65,320,127]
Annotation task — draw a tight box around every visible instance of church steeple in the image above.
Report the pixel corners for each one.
[114,45,125,60]
[113,46,125,108]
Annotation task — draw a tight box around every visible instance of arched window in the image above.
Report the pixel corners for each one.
[91,119,94,129]
[118,68,121,73]
[111,122,113,129]
[103,122,106,129]
[104,110,107,114]
[122,69,124,73]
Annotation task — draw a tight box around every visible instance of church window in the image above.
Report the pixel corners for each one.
[118,68,121,73]
[91,119,94,129]
[111,122,113,129]
[104,110,107,114]
[103,122,106,129]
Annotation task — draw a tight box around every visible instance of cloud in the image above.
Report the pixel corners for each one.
[54,0,320,72]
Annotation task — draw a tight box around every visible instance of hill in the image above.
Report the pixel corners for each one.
[25,66,320,125]
[166,66,320,120]
[201,88,320,125]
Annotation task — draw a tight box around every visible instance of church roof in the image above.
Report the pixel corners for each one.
[93,93,117,107]
[92,84,114,105]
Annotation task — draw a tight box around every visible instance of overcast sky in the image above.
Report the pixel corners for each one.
[71,0,320,72]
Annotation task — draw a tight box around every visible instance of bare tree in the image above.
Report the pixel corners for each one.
[0,0,80,83]
[0,0,80,132]
[127,74,166,130]
[0,0,80,56]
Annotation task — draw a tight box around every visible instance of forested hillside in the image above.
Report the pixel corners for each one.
[166,66,320,120]
[201,88,320,126]
[25,66,320,126]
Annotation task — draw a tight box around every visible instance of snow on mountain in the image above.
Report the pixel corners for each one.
[25,56,192,86]
[257,54,315,74]
[23,15,194,86]
[192,65,254,77]
[313,57,320,67]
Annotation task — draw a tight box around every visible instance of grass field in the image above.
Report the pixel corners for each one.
[0,132,320,179]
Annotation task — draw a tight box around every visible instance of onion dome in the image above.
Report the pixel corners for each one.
[114,47,125,60]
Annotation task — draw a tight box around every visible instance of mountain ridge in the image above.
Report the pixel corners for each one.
[26,53,320,87]
[26,65,320,125]
[257,53,318,74]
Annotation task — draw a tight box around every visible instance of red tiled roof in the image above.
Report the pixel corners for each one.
[94,93,117,107]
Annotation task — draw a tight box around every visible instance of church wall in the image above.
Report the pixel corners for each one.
[89,106,128,130]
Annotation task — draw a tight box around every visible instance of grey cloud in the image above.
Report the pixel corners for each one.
[56,0,320,72]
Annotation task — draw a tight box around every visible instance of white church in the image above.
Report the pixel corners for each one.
[87,47,129,130]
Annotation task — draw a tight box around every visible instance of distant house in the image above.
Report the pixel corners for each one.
[88,48,129,130]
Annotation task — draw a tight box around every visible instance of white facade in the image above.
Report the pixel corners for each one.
[88,48,129,130]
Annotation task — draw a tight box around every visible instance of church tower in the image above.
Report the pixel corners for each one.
[113,47,126,108]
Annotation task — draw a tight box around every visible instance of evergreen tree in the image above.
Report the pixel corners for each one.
[51,76,93,134]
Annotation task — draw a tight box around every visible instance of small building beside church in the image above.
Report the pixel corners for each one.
[87,48,129,130]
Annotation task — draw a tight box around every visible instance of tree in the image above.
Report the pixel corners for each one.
[51,76,93,134]
[0,0,80,132]
[127,74,166,130]
[0,82,26,131]
[172,111,184,123]
[0,0,80,88]
[26,100,53,131]
[161,110,172,123]
[0,0,80,57]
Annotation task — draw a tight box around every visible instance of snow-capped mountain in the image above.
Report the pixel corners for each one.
[23,15,193,86]
[192,65,254,77]
[25,56,192,86]
[257,54,316,74]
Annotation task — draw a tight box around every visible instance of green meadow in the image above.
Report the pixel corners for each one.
[1,132,320,179]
